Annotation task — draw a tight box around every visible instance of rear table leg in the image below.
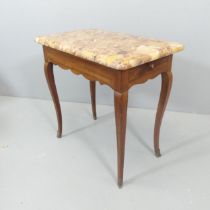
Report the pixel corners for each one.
[90,81,97,120]
[154,71,173,157]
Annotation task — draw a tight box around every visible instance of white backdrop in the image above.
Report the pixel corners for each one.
[0,0,209,114]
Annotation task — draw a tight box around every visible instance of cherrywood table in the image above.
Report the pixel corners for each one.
[36,29,183,187]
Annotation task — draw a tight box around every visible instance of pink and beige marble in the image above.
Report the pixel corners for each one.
[36,29,184,70]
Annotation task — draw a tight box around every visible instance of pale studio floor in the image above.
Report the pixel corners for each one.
[0,96,210,210]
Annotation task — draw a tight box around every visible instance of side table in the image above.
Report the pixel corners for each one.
[36,29,183,187]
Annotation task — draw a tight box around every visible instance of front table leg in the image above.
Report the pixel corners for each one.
[44,62,63,138]
[114,91,128,188]
[154,71,173,157]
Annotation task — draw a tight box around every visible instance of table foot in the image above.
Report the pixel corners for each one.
[118,179,123,188]
[57,131,62,138]
[155,149,161,157]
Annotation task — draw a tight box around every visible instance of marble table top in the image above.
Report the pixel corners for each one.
[36,29,184,70]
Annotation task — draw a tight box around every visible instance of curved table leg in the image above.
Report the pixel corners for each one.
[44,62,62,138]
[154,71,173,157]
[90,81,97,120]
[114,91,128,188]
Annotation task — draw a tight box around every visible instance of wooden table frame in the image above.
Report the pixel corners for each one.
[43,46,173,187]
